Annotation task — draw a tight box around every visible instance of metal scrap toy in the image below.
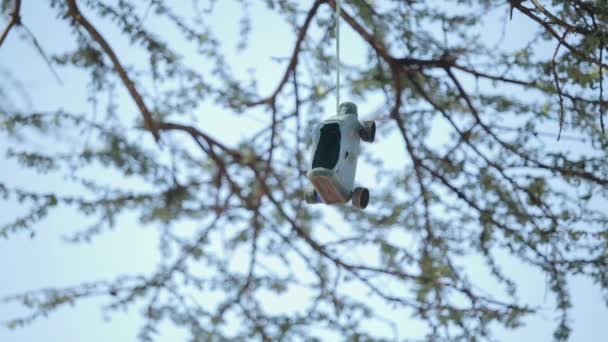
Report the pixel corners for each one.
[305,102,375,209]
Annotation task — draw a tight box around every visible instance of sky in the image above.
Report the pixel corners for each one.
[0,1,606,341]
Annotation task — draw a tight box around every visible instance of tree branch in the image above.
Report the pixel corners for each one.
[65,0,160,142]
[328,0,536,90]
[326,0,392,62]
[511,1,608,68]
[244,0,323,107]
[0,0,21,47]
[552,30,568,140]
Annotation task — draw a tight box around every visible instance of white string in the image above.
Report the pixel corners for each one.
[336,0,341,113]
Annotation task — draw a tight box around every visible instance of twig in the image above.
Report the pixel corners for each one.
[0,0,21,47]
[512,2,607,68]
[65,0,160,142]
[389,66,435,253]
[328,0,535,91]
[244,0,323,107]
[326,0,392,62]
[529,0,589,34]
[20,24,63,84]
[600,39,605,135]
[552,30,568,140]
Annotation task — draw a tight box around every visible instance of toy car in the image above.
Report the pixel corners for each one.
[305,102,375,209]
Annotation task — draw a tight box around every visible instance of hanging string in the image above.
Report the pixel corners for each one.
[336,0,341,113]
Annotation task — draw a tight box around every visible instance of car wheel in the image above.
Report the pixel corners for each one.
[360,121,376,142]
[352,187,369,209]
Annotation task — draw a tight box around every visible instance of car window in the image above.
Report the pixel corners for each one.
[312,123,341,170]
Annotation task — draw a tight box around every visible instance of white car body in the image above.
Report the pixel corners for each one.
[306,102,364,204]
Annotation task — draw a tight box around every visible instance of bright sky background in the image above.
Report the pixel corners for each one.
[0,1,606,341]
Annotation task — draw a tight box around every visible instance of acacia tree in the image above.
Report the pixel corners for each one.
[1,0,607,340]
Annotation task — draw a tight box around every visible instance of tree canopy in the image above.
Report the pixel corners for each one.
[1,0,608,340]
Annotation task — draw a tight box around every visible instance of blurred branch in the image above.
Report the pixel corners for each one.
[328,0,537,90]
[511,1,608,68]
[600,35,605,135]
[552,30,568,140]
[0,0,21,47]
[65,0,160,142]
[244,0,323,107]
[20,24,63,84]
[326,0,391,62]
[390,69,435,255]
[529,0,590,34]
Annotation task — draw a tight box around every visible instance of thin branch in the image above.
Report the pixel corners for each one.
[552,30,568,140]
[529,0,589,35]
[451,63,535,87]
[326,0,392,62]
[244,0,323,107]
[20,24,63,84]
[512,1,608,68]
[0,0,21,47]
[442,67,608,186]
[600,39,605,135]
[65,0,160,142]
[328,0,536,91]
[155,121,241,159]
[390,76,435,254]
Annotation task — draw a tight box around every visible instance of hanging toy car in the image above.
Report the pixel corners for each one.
[305,102,375,209]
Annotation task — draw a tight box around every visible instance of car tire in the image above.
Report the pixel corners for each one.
[352,187,369,209]
[360,121,376,142]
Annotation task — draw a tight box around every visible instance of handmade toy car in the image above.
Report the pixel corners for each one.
[305,102,375,209]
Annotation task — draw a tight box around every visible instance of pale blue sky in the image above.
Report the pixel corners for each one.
[0,1,606,341]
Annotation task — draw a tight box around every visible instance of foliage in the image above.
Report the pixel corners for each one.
[1,0,608,341]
